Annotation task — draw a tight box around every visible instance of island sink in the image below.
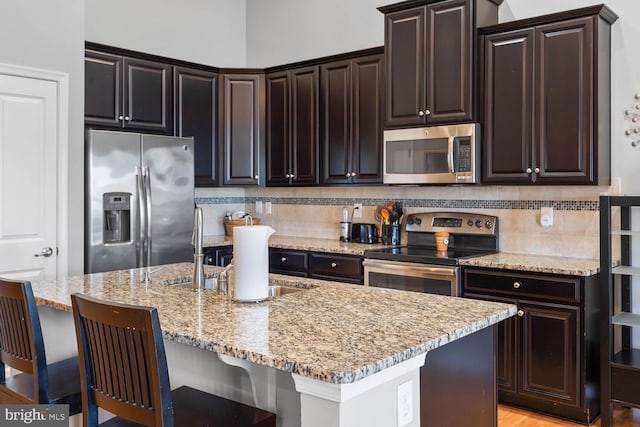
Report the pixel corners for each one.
[160,277,310,298]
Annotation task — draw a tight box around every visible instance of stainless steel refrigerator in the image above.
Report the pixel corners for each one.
[85,129,195,273]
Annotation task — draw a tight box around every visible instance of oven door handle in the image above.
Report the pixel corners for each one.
[363,259,457,276]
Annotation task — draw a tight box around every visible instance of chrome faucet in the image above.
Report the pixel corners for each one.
[192,207,205,290]
[218,262,233,295]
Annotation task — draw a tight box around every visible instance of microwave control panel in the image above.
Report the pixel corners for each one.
[456,137,472,172]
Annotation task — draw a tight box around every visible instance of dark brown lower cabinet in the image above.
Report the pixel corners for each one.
[204,246,232,267]
[267,249,363,284]
[463,268,599,424]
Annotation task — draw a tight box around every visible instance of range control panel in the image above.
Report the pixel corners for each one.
[405,212,498,236]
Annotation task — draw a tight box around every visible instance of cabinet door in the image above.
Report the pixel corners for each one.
[464,292,518,395]
[123,57,173,134]
[535,17,594,184]
[321,60,352,184]
[85,50,123,128]
[174,67,218,186]
[425,0,472,124]
[290,66,319,185]
[266,71,290,185]
[384,6,426,127]
[482,29,535,184]
[220,73,264,186]
[352,54,383,184]
[519,300,580,407]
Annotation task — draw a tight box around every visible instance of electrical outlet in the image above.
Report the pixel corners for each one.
[397,381,413,426]
[353,203,362,219]
[265,201,272,215]
[255,200,263,214]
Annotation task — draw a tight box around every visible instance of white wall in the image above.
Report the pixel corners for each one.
[0,0,85,275]
[85,0,247,67]
[245,0,385,67]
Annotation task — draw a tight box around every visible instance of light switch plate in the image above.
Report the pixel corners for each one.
[397,381,413,426]
[540,206,553,227]
[255,201,263,214]
[265,201,272,215]
[353,203,362,218]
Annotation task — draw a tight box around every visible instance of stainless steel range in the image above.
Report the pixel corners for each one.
[363,212,498,296]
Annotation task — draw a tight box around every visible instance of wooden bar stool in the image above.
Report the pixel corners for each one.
[0,278,82,413]
[71,293,276,427]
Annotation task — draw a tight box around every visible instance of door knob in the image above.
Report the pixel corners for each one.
[34,247,54,258]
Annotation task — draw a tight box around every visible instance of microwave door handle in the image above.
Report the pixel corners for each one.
[447,136,455,174]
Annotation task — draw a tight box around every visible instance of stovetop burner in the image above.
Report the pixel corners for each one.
[364,211,499,266]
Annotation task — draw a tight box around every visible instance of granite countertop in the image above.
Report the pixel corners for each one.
[30,263,515,384]
[460,252,601,276]
[203,234,389,256]
[205,234,600,276]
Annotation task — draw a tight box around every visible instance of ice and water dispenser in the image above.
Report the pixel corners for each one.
[103,192,131,244]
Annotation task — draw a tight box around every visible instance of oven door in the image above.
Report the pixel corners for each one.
[363,259,459,296]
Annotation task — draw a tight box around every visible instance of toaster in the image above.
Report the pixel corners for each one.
[350,223,379,244]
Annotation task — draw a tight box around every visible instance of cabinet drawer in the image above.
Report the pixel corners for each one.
[310,253,363,284]
[463,269,580,304]
[269,248,308,276]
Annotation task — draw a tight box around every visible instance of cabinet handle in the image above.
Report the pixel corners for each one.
[281,257,287,263]
[517,310,524,317]
[285,174,291,178]
[254,175,259,180]
[291,174,295,179]
[513,281,522,289]
[424,109,431,116]
[346,172,351,177]
[118,115,124,121]
[351,172,356,177]
[534,167,540,173]
[418,110,425,117]
[124,116,131,121]
[206,256,214,264]
[526,167,533,174]
[331,262,337,268]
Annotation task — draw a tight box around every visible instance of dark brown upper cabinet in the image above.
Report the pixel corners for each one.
[266,66,319,186]
[219,72,265,186]
[321,53,384,185]
[174,67,218,186]
[481,5,617,185]
[85,49,172,134]
[379,0,499,128]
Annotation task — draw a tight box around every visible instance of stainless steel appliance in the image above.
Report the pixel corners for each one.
[383,123,480,184]
[363,211,498,296]
[85,129,195,273]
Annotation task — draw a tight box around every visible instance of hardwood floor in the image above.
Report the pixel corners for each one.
[499,404,640,426]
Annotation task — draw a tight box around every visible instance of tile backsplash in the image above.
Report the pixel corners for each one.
[196,179,621,260]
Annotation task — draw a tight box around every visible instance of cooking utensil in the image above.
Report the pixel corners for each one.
[381,208,390,225]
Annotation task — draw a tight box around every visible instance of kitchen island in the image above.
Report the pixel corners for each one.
[30,263,515,427]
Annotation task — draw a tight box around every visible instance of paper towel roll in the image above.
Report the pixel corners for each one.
[233,225,275,302]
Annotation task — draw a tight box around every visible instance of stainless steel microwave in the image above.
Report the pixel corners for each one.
[383,123,480,184]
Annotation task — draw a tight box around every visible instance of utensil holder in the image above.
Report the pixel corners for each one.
[381,223,400,245]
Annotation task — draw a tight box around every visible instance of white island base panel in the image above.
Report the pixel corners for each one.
[164,338,424,427]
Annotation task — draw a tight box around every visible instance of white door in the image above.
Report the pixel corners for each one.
[0,73,58,280]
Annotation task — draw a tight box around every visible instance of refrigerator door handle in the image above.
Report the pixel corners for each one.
[136,166,147,268]
[143,166,152,267]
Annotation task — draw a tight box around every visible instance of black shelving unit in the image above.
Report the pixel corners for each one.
[600,195,640,426]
